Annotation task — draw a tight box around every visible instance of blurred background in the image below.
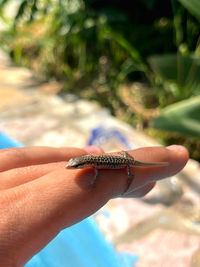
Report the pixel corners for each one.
[0,0,200,266]
[0,0,199,159]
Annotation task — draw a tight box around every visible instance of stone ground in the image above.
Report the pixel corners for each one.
[0,49,200,267]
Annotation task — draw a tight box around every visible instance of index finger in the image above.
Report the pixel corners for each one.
[0,146,103,172]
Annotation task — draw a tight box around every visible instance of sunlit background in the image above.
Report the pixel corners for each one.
[0,1,200,266]
[0,0,199,159]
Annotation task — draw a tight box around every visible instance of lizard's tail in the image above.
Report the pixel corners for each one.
[134,161,169,167]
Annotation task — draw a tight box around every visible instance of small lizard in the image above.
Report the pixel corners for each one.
[66,151,168,194]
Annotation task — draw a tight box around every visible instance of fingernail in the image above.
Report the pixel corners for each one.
[83,145,103,154]
[166,145,186,152]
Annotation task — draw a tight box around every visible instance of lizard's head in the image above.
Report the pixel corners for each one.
[65,156,90,169]
[66,158,81,169]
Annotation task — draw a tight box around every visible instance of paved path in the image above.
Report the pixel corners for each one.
[0,48,200,266]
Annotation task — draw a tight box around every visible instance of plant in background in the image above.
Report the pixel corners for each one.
[149,0,200,151]
[0,0,199,159]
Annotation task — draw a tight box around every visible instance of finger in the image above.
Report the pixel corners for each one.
[123,145,189,194]
[123,182,156,198]
[0,162,66,190]
[0,146,104,189]
[0,146,103,172]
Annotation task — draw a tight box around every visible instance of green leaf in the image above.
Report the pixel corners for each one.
[149,54,178,81]
[178,0,200,21]
[152,96,200,138]
[148,53,200,99]
[140,0,157,9]
[14,0,28,24]
[109,30,143,65]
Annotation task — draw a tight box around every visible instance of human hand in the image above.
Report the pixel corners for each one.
[0,145,188,266]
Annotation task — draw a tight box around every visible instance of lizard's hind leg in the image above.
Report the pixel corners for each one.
[124,164,135,194]
[91,167,99,186]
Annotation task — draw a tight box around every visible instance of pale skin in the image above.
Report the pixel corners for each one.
[0,145,188,266]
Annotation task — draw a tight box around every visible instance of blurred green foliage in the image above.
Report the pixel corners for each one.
[153,96,200,138]
[0,0,200,159]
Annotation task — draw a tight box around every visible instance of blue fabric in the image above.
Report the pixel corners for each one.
[88,126,132,150]
[0,132,23,148]
[0,131,138,267]
[26,218,138,267]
